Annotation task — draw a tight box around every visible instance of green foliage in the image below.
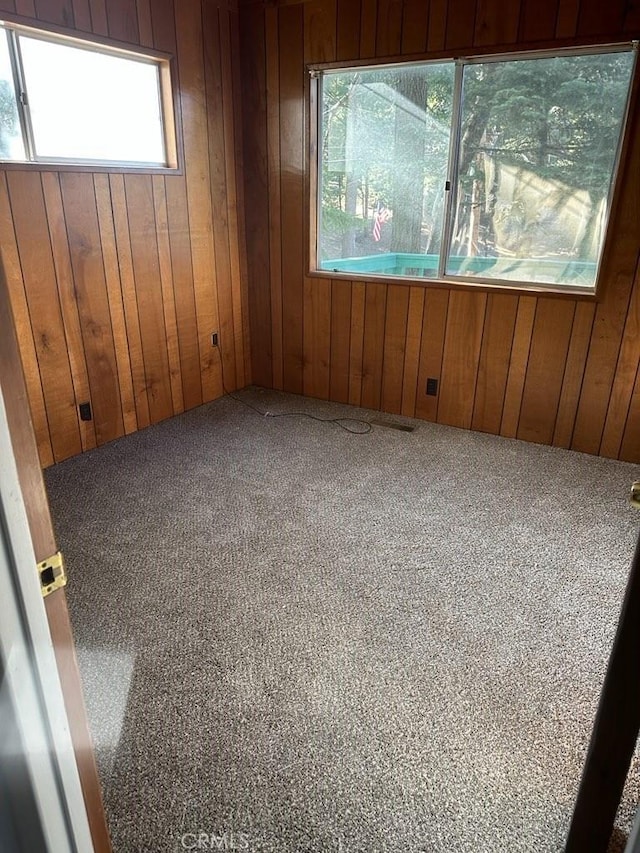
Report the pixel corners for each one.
[0,79,18,158]
[319,50,634,265]
[321,205,363,232]
[320,64,454,254]
[462,52,633,196]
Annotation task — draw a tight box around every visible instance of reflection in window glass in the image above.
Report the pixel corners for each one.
[317,49,635,291]
[320,63,455,277]
[18,36,165,164]
[0,31,25,160]
[447,52,636,288]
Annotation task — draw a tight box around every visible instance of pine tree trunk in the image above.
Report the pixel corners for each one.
[390,74,428,254]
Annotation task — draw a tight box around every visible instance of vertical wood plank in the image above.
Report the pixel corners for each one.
[348,281,366,406]
[337,0,361,59]
[500,295,537,438]
[576,0,626,36]
[400,287,425,419]
[555,0,580,37]
[303,0,336,402]
[151,5,195,409]
[8,171,81,462]
[266,5,283,389]
[164,177,203,411]
[572,281,635,454]
[375,0,402,56]
[152,175,184,415]
[304,0,337,62]
[381,284,409,415]
[438,291,487,429]
[360,282,387,410]
[571,88,640,454]
[240,3,272,388]
[280,3,305,394]
[427,0,447,51]
[359,0,377,58]
[219,8,246,390]
[123,175,173,424]
[93,174,138,436]
[71,0,91,31]
[228,5,253,388]
[303,278,332,399]
[415,288,449,422]
[330,280,352,404]
[88,0,107,35]
[149,0,176,51]
[59,172,125,447]
[519,0,559,41]
[624,1,640,32]
[445,0,476,49]
[109,173,151,430]
[401,0,429,54]
[619,369,640,462]
[203,2,237,390]
[151,0,204,409]
[34,0,74,26]
[517,297,575,445]
[474,0,520,45]
[472,293,518,435]
[0,174,53,467]
[176,0,222,402]
[135,0,153,46]
[600,266,640,459]
[553,301,596,449]
[14,0,36,16]
[41,172,97,453]
[106,0,139,42]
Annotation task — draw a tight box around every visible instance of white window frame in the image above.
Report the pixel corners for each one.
[0,20,178,171]
[310,43,638,297]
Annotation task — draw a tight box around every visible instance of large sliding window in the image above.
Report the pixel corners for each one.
[313,46,636,293]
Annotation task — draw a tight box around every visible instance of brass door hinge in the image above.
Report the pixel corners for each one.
[38,552,67,598]
[631,482,640,510]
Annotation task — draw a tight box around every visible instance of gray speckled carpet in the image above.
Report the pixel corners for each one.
[44,388,640,853]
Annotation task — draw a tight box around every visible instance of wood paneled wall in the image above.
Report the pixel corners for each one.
[1,0,250,468]
[239,0,640,463]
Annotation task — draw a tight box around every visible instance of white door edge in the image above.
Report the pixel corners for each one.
[0,384,94,853]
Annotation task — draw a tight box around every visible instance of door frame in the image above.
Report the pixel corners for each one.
[0,258,111,851]
[0,384,93,851]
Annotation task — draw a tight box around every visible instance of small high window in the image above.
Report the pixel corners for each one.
[0,22,177,169]
[312,46,637,293]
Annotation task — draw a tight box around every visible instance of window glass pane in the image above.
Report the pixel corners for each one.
[446,51,635,288]
[0,30,25,160]
[319,63,455,278]
[19,36,165,164]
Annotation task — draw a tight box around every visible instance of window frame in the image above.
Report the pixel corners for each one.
[0,16,180,174]
[308,42,639,298]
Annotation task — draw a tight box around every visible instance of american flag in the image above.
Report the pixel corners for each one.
[372,204,391,242]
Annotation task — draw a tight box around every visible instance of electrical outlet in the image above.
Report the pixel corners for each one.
[426,378,438,396]
[79,402,92,421]
[211,332,219,347]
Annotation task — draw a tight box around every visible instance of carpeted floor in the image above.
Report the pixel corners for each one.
[45,388,640,853]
